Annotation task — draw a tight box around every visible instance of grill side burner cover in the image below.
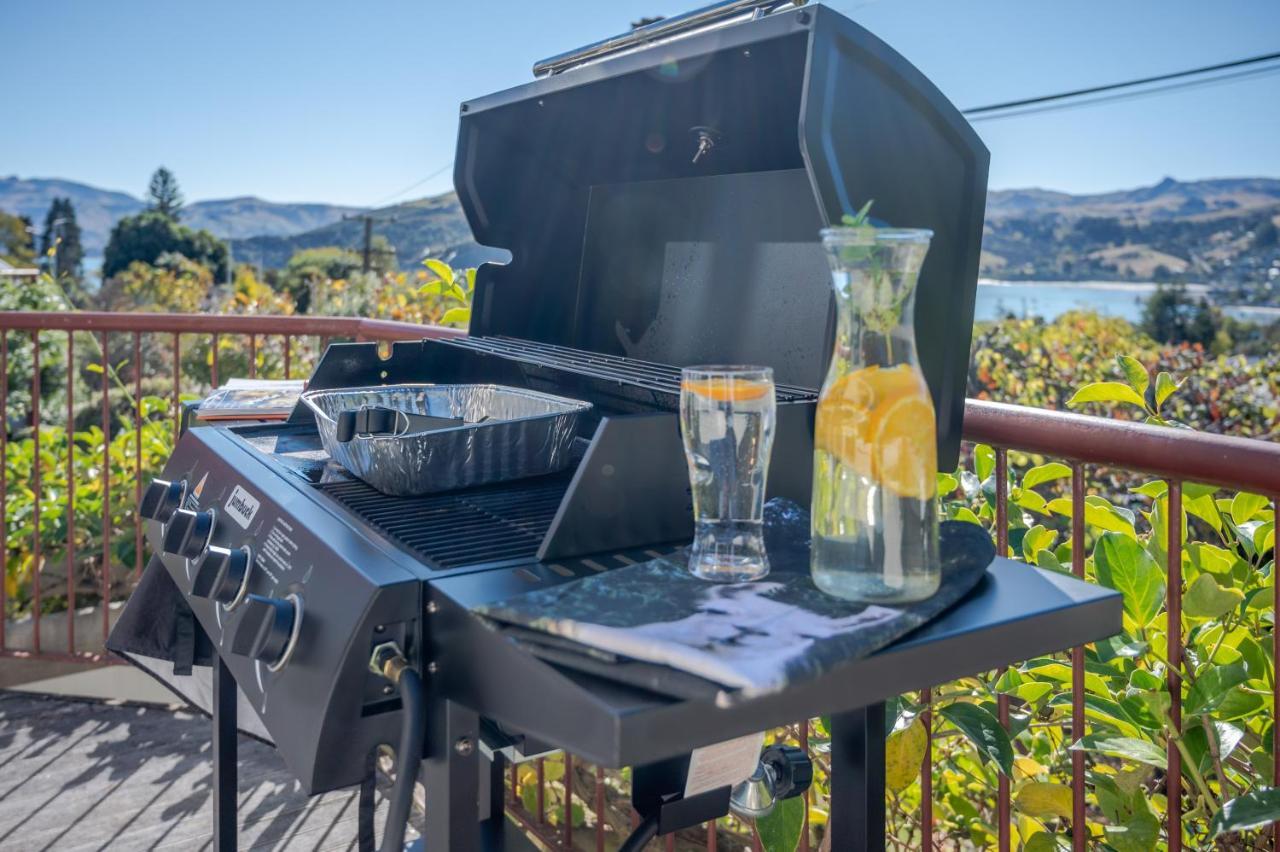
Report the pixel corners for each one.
[453,4,988,471]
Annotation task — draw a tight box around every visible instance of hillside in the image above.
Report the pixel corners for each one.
[981,178,1280,300]
[0,176,362,254]
[3,176,1278,301]
[231,193,490,270]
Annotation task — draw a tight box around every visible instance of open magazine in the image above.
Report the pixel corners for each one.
[196,378,306,421]
[476,501,994,702]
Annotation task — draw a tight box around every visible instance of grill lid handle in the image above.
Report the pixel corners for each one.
[532,0,805,77]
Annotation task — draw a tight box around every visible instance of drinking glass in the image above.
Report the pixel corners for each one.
[679,365,776,582]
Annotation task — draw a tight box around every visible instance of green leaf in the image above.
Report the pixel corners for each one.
[885,718,926,792]
[1022,462,1072,491]
[1067,381,1149,410]
[1117,355,1149,396]
[1210,787,1280,838]
[1106,806,1161,852]
[939,702,1014,776]
[1153,371,1182,409]
[85,362,104,374]
[936,471,959,496]
[1016,782,1074,820]
[464,267,476,293]
[1024,833,1069,852]
[1071,735,1166,768]
[974,444,995,483]
[440,306,471,326]
[1130,480,1167,500]
[423,257,454,284]
[1093,532,1165,628]
[950,506,982,525]
[1048,496,1137,537]
[756,794,804,852]
[1231,492,1269,525]
[1182,573,1244,619]
[1185,663,1248,717]
[1021,525,1058,562]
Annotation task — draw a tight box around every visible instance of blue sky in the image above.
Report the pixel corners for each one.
[4,0,1279,207]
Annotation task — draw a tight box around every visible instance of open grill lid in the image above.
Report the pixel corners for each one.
[452,0,988,469]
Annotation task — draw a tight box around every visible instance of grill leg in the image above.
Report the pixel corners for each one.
[829,702,886,852]
[422,699,481,852]
[213,652,238,852]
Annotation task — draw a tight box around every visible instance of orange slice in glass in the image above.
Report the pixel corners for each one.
[680,377,772,402]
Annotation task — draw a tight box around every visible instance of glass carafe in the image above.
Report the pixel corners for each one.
[810,227,940,603]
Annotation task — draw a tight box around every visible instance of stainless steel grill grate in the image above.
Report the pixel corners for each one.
[441,336,818,402]
[317,473,572,570]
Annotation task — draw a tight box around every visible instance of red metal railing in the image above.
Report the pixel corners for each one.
[3,312,1278,849]
[0,311,461,663]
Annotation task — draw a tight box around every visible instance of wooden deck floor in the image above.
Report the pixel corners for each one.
[0,691,378,851]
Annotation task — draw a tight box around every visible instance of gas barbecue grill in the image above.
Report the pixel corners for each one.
[112,2,1121,850]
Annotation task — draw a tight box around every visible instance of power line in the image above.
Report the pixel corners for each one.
[963,49,1280,117]
[369,161,455,208]
[366,51,1280,203]
[967,62,1280,123]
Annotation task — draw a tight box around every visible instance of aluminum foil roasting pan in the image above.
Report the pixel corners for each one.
[301,384,591,496]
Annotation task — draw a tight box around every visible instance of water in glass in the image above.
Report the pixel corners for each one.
[680,366,776,582]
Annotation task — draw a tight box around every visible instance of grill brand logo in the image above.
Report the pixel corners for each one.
[225,485,261,530]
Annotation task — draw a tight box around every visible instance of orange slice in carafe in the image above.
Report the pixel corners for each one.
[814,364,936,498]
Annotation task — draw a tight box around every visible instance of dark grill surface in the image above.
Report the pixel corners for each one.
[442,336,818,402]
[316,473,572,570]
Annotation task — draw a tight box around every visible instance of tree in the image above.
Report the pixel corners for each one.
[147,167,184,220]
[102,211,228,282]
[1255,215,1278,249]
[38,198,85,281]
[277,246,363,312]
[0,212,36,266]
[1140,284,1220,349]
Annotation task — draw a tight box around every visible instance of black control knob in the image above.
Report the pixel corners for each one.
[230,594,298,669]
[163,508,215,560]
[761,744,813,801]
[191,545,250,606]
[140,478,186,523]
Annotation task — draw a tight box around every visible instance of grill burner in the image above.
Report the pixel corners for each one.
[317,473,572,570]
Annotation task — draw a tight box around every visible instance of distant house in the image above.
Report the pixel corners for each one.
[0,257,40,283]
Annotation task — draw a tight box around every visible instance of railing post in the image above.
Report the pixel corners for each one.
[32,330,42,655]
[173,332,181,437]
[134,331,143,582]
[595,764,606,852]
[994,448,1010,852]
[1274,494,1280,846]
[67,332,76,656]
[101,331,111,648]
[1070,463,1086,852]
[1166,482,1183,852]
[0,331,6,654]
[564,751,574,850]
[921,689,933,851]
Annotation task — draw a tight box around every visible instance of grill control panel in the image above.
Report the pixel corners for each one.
[143,427,425,793]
